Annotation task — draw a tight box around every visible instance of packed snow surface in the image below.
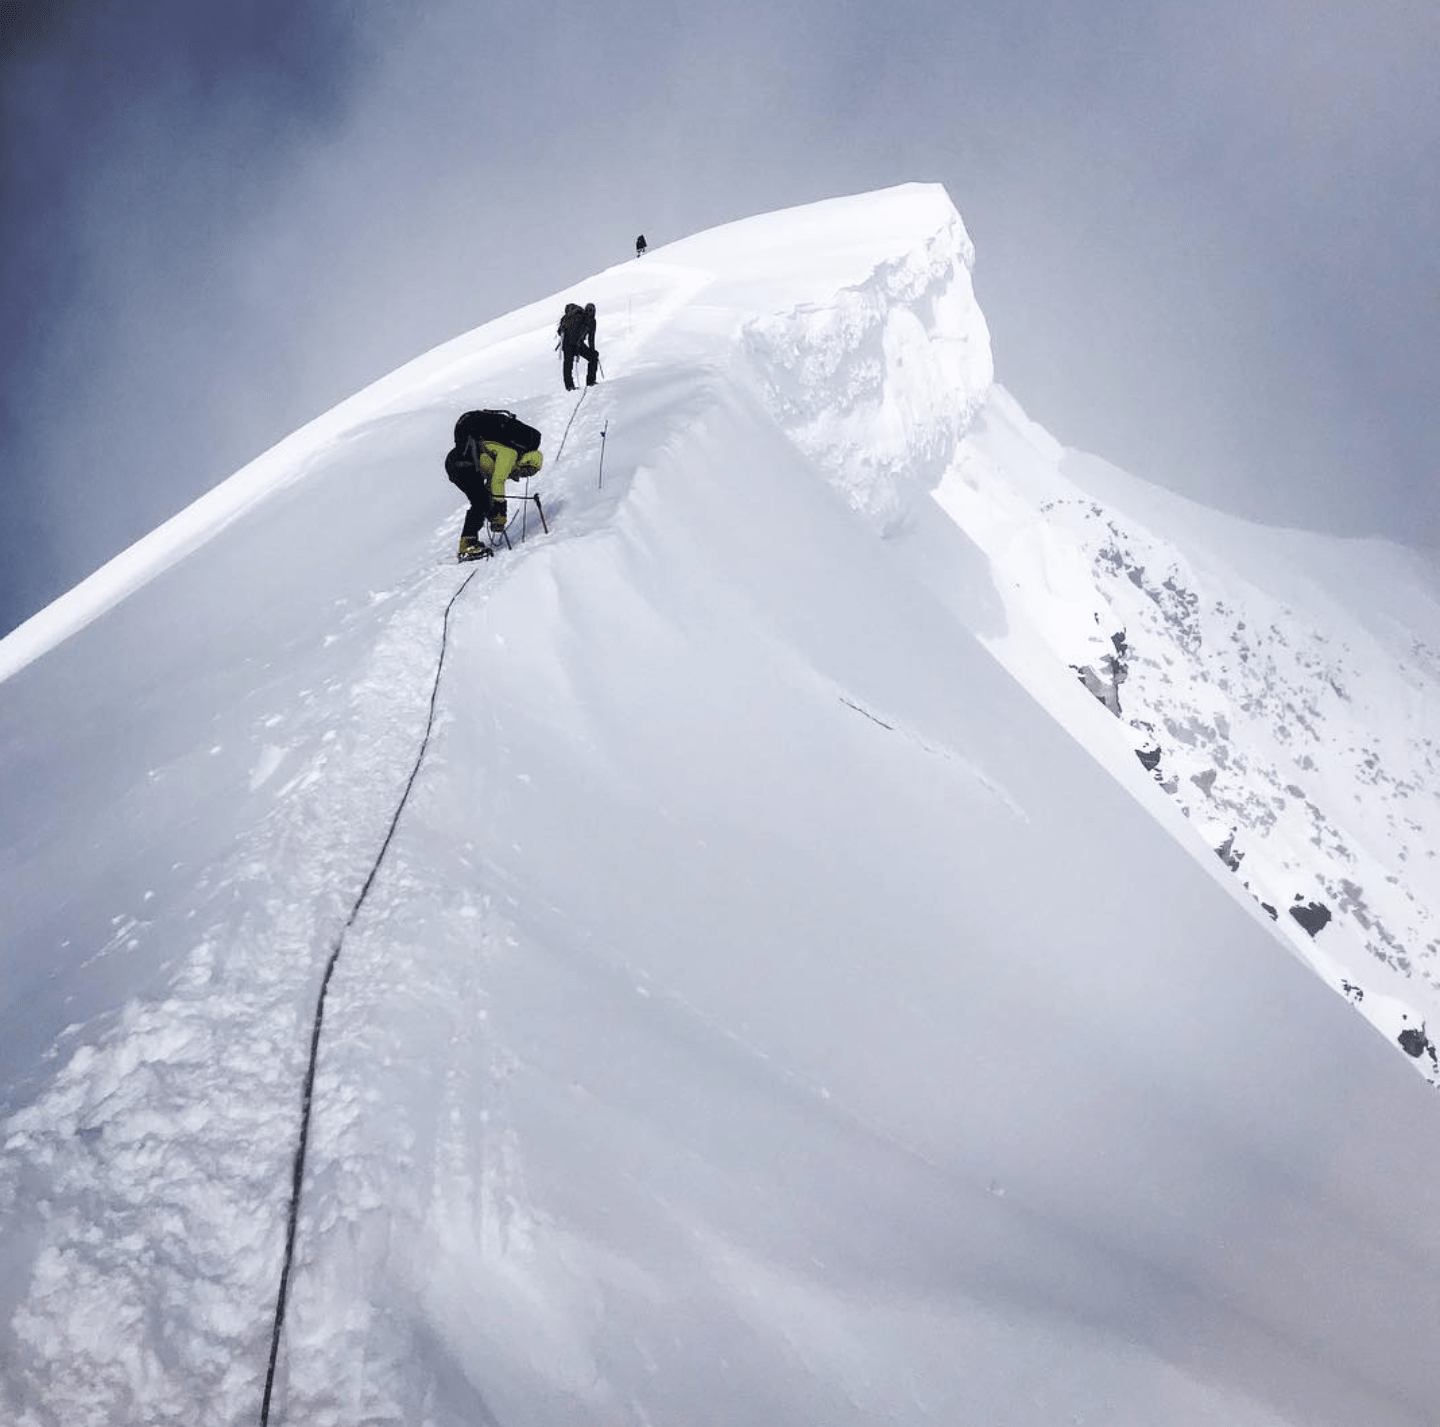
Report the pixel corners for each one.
[3,183,1440,1427]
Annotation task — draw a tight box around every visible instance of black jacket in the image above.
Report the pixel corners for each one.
[558,305,597,351]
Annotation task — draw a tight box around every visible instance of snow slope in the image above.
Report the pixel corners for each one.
[937,387,1440,1080]
[3,183,1440,1427]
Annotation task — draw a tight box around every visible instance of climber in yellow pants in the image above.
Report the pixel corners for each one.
[477,439,543,540]
[446,409,544,560]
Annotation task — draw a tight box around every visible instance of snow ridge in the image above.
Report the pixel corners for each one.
[745,208,993,528]
[1,549,468,1424]
[5,184,1440,1426]
[940,393,1440,1081]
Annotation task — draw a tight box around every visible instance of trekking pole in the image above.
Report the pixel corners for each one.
[521,475,529,542]
[598,421,609,489]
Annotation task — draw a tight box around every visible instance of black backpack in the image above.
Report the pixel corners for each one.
[452,409,542,454]
[556,303,585,344]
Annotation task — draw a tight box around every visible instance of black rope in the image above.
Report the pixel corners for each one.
[259,562,484,1426]
[553,385,588,466]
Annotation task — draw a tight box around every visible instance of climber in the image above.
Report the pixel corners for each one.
[444,409,544,560]
[556,301,600,391]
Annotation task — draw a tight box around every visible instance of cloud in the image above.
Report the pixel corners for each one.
[2,0,1436,638]
[842,1,1440,549]
[0,0,364,629]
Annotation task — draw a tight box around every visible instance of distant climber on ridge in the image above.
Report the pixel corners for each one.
[444,409,544,560]
[556,301,600,391]
[635,234,647,257]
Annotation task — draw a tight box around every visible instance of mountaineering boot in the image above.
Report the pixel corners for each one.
[457,535,490,562]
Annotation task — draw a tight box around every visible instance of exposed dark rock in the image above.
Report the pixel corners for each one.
[1190,768,1217,795]
[1260,902,1278,920]
[1074,653,1126,716]
[1289,898,1332,937]
[1136,746,1162,772]
[1215,833,1244,872]
[1163,715,1202,747]
[1398,1024,1437,1066]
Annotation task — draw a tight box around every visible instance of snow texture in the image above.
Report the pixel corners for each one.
[3,183,1440,1426]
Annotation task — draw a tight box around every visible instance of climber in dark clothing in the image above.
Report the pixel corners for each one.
[635,234,647,257]
[556,301,600,391]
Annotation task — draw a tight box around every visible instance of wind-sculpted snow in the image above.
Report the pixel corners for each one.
[0,540,473,1423]
[938,389,1440,1083]
[5,185,1440,1427]
[744,209,992,528]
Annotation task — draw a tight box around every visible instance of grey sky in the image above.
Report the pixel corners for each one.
[2,0,1436,637]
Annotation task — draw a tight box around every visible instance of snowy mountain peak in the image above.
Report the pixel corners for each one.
[5,184,1440,1427]
[936,394,1440,1082]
